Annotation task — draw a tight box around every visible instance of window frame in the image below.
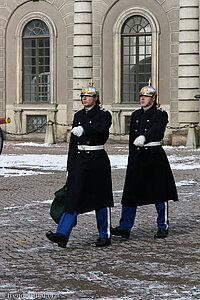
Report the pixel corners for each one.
[113,8,160,104]
[22,20,50,103]
[121,16,152,103]
[15,13,57,105]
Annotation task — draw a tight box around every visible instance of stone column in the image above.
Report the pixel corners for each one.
[73,0,93,111]
[14,109,23,140]
[14,109,22,134]
[178,0,199,125]
[112,109,121,134]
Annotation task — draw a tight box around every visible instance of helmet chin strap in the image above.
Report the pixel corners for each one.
[143,97,154,108]
[145,101,153,108]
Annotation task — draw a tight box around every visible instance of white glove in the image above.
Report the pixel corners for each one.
[71,126,84,137]
[133,135,146,147]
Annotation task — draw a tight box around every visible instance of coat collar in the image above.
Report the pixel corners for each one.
[79,104,100,118]
[140,103,157,116]
[85,104,100,117]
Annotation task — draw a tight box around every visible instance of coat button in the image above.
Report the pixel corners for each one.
[78,151,80,154]
[78,122,80,125]
[135,129,137,132]
[87,141,89,144]
[89,121,92,124]
[145,147,147,150]
[137,148,139,150]
[87,151,90,154]
[145,129,147,131]
[136,120,139,122]
[147,120,149,122]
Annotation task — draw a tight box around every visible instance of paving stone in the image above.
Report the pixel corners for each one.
[0,141,199,299]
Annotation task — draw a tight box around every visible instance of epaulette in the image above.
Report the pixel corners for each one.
[100,107,108,112]
[134,108,141,112]
[157,107,165,112]
[132,108,141,115]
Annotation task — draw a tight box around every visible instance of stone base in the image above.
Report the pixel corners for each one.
[171,128,200,148]
[171,129,188,147]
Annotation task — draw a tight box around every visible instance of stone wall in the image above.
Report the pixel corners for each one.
[1,0,74,139]
[0,0,199,144]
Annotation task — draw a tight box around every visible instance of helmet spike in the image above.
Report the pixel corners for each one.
[148,78,152,86]
[89,79,94,87]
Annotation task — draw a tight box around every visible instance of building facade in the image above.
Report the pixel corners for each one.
[0,0,200,144]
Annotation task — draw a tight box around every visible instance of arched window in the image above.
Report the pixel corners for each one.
[22,19,50,103]
[121,16,152,103]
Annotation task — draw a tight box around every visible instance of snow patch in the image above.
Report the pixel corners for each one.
[176,180,197,187]
[0,151,200,177]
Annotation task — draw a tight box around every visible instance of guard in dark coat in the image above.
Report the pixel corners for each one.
[112,81,178,239]
[46,81,113,248]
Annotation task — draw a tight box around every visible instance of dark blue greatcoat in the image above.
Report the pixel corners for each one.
[122,103,178,207]
[65,104,114,214]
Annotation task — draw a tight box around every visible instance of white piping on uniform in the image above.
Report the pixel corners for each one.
[164,202,169,230]
[107,207,111,238]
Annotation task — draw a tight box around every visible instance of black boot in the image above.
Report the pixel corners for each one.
[154,228,168,239]
[93,237,111,247]
[57,238,68,249]
[46,231,68,248]
[111,226,130,238]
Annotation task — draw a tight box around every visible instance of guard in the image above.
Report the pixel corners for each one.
[46,81,113,248]
[112,80,178,239]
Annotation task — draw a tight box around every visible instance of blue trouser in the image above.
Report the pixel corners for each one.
[119,202,169,233]
[56,207,111,239]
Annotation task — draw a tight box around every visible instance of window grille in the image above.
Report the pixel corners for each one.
[22,20,50,103]
[27,115,47,133]
[121,16,152,103]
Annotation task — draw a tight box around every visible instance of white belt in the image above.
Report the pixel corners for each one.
[78,145,104,151]
[143,141,161,147]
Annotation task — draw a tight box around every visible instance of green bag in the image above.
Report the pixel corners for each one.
[50,185,66,224]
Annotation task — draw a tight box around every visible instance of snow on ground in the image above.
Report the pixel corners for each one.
[0,154,128,177]
[3,199,52,211]
[176,180,197,187]
[14,142,63,147]
[0,144,200,177]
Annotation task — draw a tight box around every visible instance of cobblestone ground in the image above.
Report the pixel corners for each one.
[0,141,200,299]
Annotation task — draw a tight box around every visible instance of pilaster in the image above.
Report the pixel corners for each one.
[73,0,93,111]
[178,0,199,125]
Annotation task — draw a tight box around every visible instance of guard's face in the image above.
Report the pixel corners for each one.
[82,95,97,108]
[140,95,155,108]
